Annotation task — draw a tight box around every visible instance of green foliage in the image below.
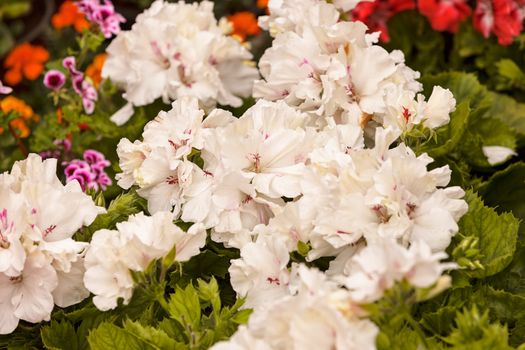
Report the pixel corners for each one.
[444,306,513,350]
[82,278,249,350]
[453,191,519,278]
[83,190,147,237]
[41,321,79,350]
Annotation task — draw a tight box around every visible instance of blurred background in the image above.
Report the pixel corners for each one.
[0,0,269,59]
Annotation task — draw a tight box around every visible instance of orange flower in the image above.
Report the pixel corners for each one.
[228,12,261,41]
[257,0,269,9]
[3,43,50,86]
[0,96,38,138]
[86,53,107,88]
[52,0,90,33]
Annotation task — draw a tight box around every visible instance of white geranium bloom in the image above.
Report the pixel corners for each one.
[259,0,340,36]
[229,236,291,309]
[0,154,104,333]
[117,98,223,219]
[53,260,90,308]
[84,212,205,311]
[255,0,457,135]
[340,240,454,303]
[0,188,26,277]
[116,212,206,263]
[0,250,57,335]
[8,154,63,189]
[142,97,205,154]
[421,86,456,129]
[84,228,140,310]
[103,0,258,112]
[482,146,517,165]
[256,199,316,252]
[218,264,378,350]
[116,138,150,189]
[23,181,104,243]
[203,100,313,199]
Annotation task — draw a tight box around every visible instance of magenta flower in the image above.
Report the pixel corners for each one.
[62,56,98,115]
[76,0,125,38]
[43,70,66,91]
[63,149,112,191]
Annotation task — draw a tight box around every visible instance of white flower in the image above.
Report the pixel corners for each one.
[259,0,341,36]
[52,259,90,308]
[0,154,104,333]
[116,138,150,189]
[482,146,517,165]
[0,250,57,335]
[203,100,313,199]
[340,239,454,303]
[230,236,291,309]
[84,211,206,311]
[0,188,26,277]
[102,0,258,112]
[421,86,456,129]
[218,264,379,350]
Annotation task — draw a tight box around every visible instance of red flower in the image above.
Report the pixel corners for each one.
[352,0,416,42]
[473,0,523,45]
[418,0,471,32]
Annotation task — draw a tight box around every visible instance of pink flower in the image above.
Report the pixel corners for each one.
[43,70,66,91]
[418,0,471,32]
[473,0,523,45]
[63,149,112,191]
[62,56,98,115]
[76,0,125,38]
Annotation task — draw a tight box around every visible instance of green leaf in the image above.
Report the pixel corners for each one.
[167,284,202,331]
[123,320,183,349]
[488,243,525,294]
[230,309,252,325]
[41,320,78,350]
[444,305,513,350]
[456,191,519,278]
[85,190,147,236]
[495,59,525,90]
[420,306,458,336]
[88,323,156,350]
[488,93,525,147]
[458,117,517,168]
[197,277,221,318]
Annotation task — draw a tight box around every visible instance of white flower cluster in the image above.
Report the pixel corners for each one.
[0,155,104,334]
[103,0,259,112]
[115,0,468,347]
[84,211,206,311]
[255,0,455,133]
[213,265,379,350]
